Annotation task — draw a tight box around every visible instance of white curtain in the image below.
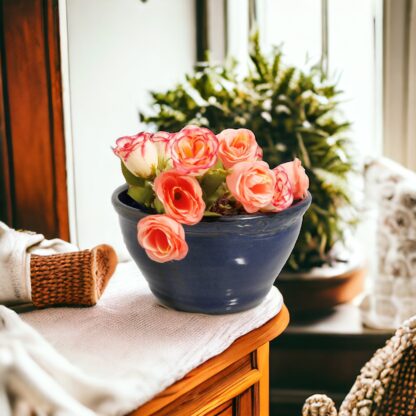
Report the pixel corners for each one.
[406,1,416,170]
[384,0,416,171]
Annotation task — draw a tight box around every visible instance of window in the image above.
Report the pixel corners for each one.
[63,0,401,252]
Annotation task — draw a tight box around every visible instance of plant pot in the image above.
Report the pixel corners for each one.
[112,184,311,314]
[276,259,366,317]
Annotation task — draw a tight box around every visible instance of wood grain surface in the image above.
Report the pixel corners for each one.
[0,0,69,239]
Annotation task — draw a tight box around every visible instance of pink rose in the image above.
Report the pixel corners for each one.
[226,161,276,213]
[154,170,205,225]
[217,128,262,168]
[278,158,309,200]
[264,167,294,212]
[113,132,158,178]
[151,131,172,158]
[170,125,219,176]
[137,215,188,263]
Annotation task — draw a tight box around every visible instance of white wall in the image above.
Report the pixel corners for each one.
[63,0,196,252]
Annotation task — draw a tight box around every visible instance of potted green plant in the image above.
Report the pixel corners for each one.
[140,34,361,312]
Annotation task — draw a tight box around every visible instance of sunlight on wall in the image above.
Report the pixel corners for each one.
[64,0,195,252]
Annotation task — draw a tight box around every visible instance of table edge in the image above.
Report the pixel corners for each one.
[131,305,290,415]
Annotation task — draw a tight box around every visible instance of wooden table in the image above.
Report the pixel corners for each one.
[130,305,289,416]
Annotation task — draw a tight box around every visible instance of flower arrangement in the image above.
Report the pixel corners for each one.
[113,126,309,263]
[139,33,356,271]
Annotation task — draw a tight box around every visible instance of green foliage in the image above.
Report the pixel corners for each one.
[140,33,357,271]
[200,167,228,207]
[121,161,154,207]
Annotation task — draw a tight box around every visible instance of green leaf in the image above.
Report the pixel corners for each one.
[203,211,221,217]
[127,184,153,206]
[121,162,145,186]
[154,197,164,213]
[200,169,227,200]
[295,132,311,168]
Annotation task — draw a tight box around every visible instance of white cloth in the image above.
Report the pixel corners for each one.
[0,222,77,305]
[1,261,283,416]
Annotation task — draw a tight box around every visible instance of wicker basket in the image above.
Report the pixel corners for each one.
[302,315,416,416]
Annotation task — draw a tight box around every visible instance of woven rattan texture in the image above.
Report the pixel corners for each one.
[303,316,416,416]
[378,347,415,416]
[30,250,96,307]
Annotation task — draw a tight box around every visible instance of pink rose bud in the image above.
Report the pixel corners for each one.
[113,132,158,178]
[264,166,294,212]
[151,131,172,160]
[217,128,262,169]
[154,170,206,225]
[137,215,188,263]
[278,158,309,200]
[170,125,219,176]
[226,161,276,213]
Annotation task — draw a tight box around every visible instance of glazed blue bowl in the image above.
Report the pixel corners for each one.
[112,185,311,314]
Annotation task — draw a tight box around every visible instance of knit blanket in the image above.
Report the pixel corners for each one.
[361,158,416,329]
[0,222,77,305]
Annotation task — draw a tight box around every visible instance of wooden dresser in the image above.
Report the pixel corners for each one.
[130,305,289,416]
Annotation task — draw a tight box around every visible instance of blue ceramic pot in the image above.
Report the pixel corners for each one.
[112,185,311,314]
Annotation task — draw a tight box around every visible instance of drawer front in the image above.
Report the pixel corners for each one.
[215,406,233,416]
[204,400,233,416]
[152,352,258,415]
[208,386,257,416]
[234,387,255,416]
[193,387,257,416]
[134,343,270,416]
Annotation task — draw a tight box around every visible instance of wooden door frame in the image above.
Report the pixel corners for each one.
[0,0,69,240]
